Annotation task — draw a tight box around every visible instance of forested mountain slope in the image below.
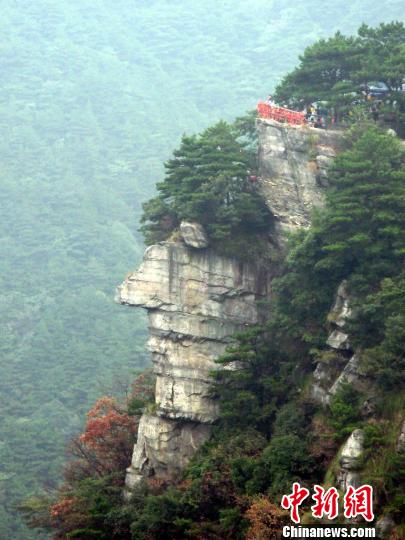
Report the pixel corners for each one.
[0,1,403,538]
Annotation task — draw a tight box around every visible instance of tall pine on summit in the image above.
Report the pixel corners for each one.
[140,121,271,258]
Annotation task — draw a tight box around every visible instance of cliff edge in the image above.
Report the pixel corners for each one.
[117,119,343,490]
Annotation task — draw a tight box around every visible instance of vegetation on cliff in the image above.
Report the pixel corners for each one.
[22,20,405,540]
[8,2,398,536]
[275,21,405,134]
[140,118,272,258]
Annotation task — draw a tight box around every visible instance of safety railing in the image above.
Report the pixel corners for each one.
[257,102,306,126]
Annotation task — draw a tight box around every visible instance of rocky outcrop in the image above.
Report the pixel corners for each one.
[337,428,365,491]
[311,280,373,405]
[311,355,348,406]
[257,118,343,234]
[180,221,209,249]
[125,414,212,487]
[396,420,405,453]
[117,242,270,487]
[119,119,341,491]
[311,281,354,404]
[326,280,351,351]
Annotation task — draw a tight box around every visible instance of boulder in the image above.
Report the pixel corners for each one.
[337,429,364,491]
[180,221,209,248]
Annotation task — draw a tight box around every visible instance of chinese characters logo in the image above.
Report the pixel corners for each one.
[281,483,374,524]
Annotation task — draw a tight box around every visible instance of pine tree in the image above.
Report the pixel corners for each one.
[273,124,404,348]
[275,22,405,131]
[140,120,272,258]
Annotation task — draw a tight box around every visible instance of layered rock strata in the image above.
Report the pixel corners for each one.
[311,280,370,405]
[117,241,270,487]
[257,118,343,233]
[119,118,343,490]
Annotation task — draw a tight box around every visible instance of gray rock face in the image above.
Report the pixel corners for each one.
[125,414,212,486]
[326,280,352,351]
[180,221,209,249]
[326,330,350,350]
[310,280,373,405]
[311,355,347,405]
[337,429,364,491]
[397,420,405,453]
[311,281,357,404]
[328,281,352,328]
[329,354,366,396]
[257,118,343,233]
[376,515,395,539]
[119,119,336,491]
[117,242,269,486]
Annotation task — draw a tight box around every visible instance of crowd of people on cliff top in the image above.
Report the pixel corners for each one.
[265,80,395,129]
[266,94,328,128]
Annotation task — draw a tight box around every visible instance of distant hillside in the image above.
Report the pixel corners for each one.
[0,1,403,538]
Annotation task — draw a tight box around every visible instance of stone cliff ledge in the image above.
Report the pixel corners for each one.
[119,119,344,490]
[117,242,270,486]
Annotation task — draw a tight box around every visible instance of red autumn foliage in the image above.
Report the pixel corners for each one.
[130,369,156,405]
[245,496,288,540]
[49,493,88,539]
[50,497,77,519]
[23,370,157,539]
[65,396,137,483]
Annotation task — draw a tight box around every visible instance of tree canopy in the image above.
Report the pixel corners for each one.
[275,22,405,131]
[140,120,272,258]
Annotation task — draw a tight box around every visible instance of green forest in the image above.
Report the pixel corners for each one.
[1,1,404,539]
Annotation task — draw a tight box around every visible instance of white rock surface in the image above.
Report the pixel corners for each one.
[126,413,212,484]
[257,118,342,233]
[311,282,367,405]
[117,242,270,486]
[326,280,352,350]
[180,221,209,248]
[311,356,347,405]
[327,281,352,328]
[329,354,364,396]
[396,420,405,453]
[326,329,351,350]
[338,429,364,491]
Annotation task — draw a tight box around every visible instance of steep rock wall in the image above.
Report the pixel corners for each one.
[118,119,343,489]
[117,242,270,486]
[257,118,343,233]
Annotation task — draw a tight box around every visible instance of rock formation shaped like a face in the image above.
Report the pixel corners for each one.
[117,242,269,486]
[119,119,343,491]
[337,428,365,491]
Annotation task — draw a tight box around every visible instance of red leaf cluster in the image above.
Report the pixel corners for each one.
[245,496,288,540]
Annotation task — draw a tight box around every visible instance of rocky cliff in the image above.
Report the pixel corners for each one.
[256,118,343,234]
[117,242,270,488]
[118,118,343,490]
